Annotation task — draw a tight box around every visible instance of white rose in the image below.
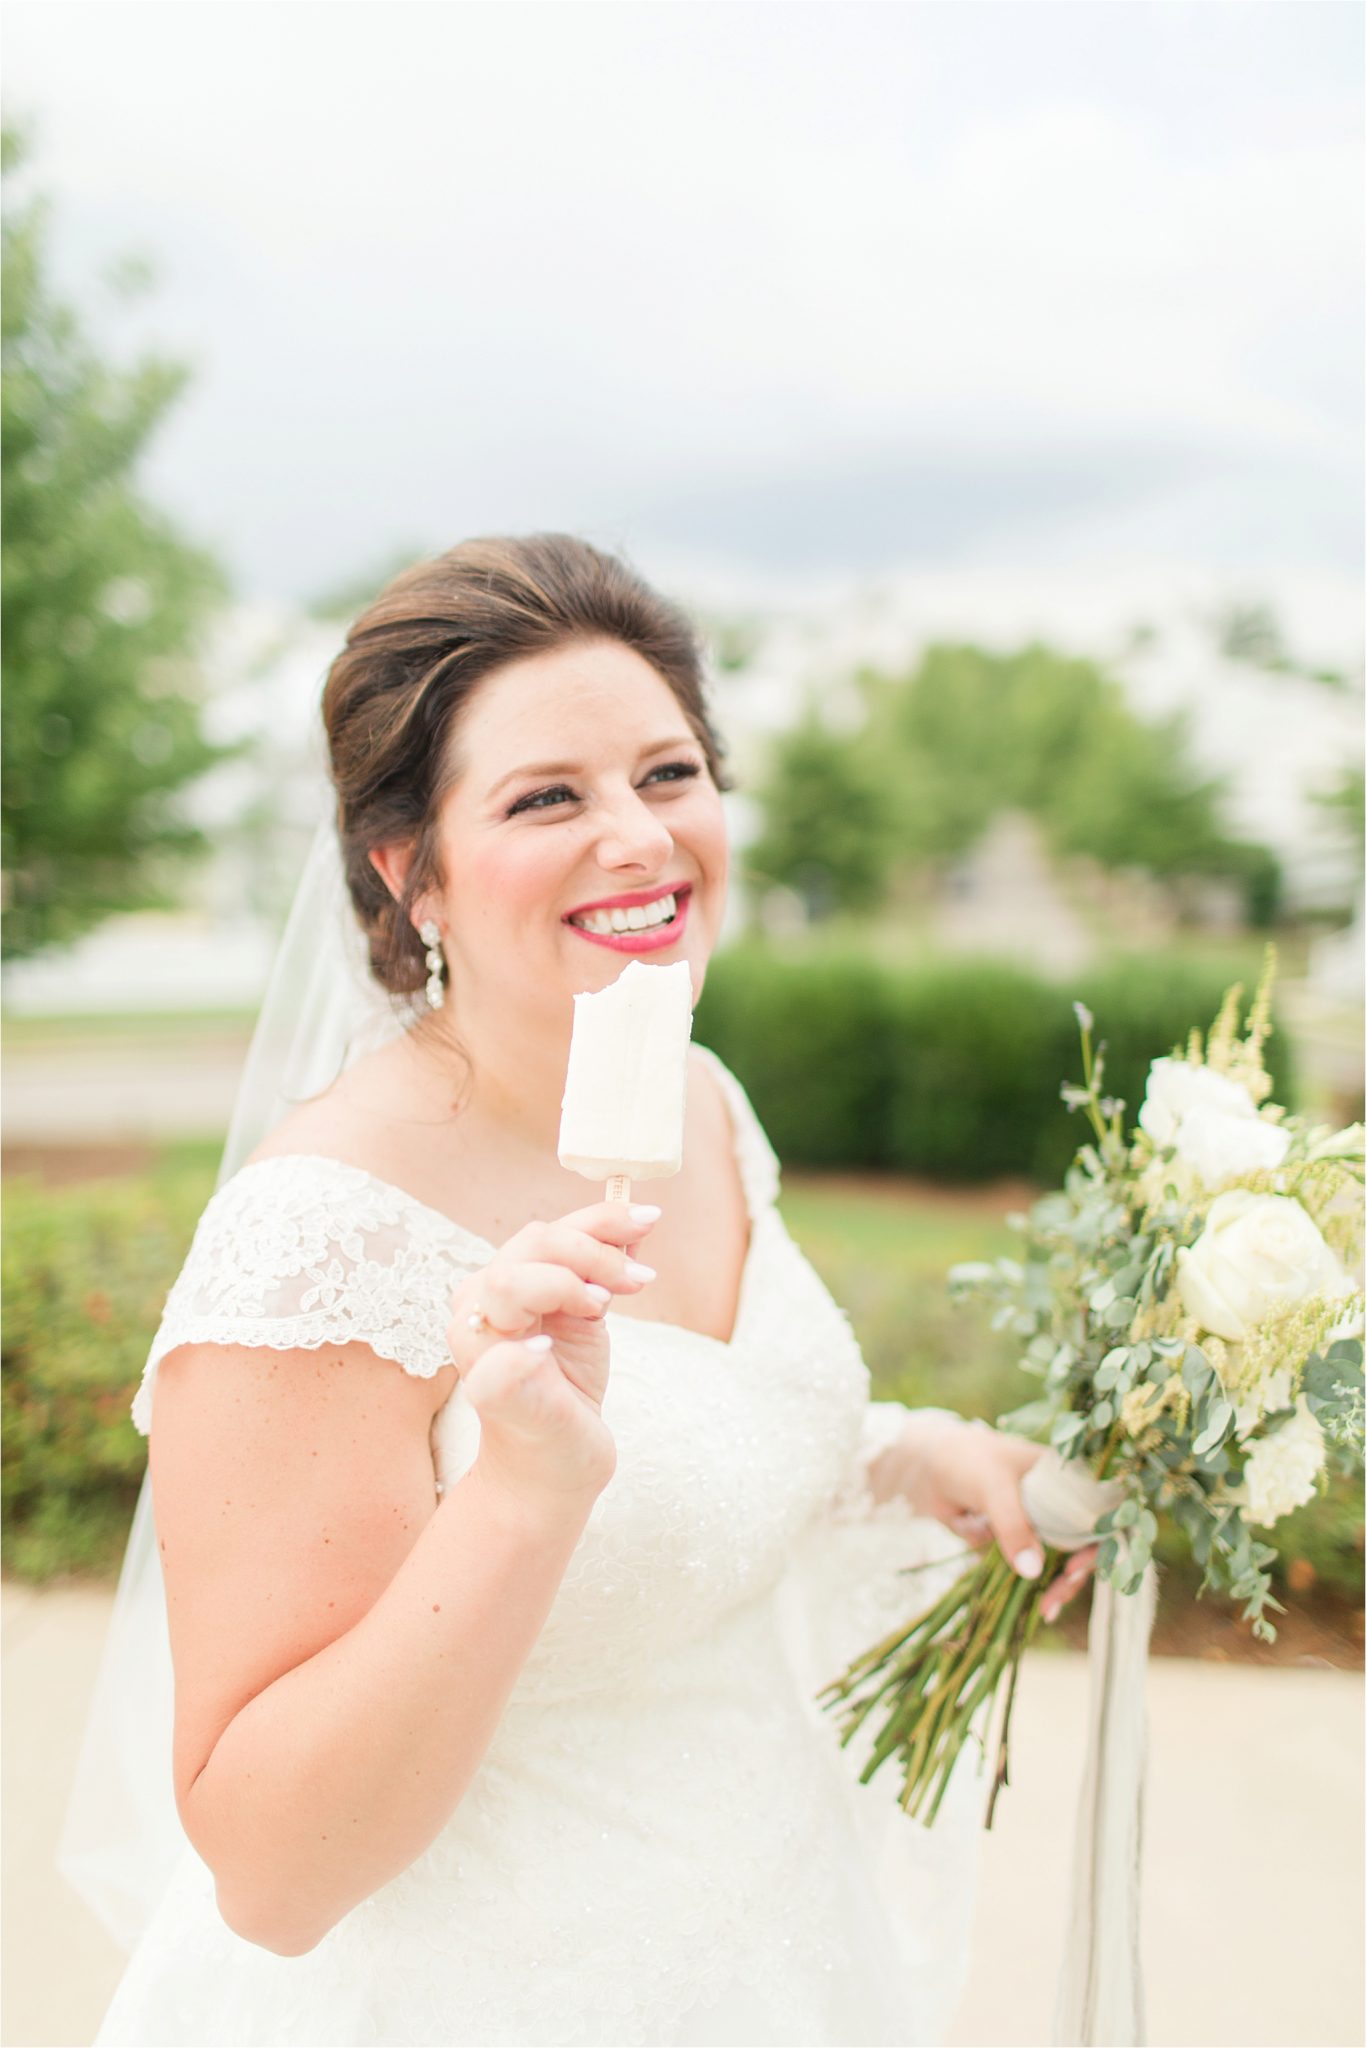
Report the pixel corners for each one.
[1240,1398,1327,1526]
[1174,1108,1292,1187]
[1176,1189,1352,1343]
[1139,1058,1290,1188]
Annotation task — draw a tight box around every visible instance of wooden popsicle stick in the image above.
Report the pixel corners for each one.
[605,1174,631,1203]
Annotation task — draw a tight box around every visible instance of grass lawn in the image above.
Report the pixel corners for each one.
[779,1173,1027,1420]
[2,1008,258,1048]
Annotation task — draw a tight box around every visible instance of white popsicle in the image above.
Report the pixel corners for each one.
[558,959,694,1200]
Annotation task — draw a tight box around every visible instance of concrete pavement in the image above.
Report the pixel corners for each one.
[2,1036,249,1143]
[2,1581,1362,2048]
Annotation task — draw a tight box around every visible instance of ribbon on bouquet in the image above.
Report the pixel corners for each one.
[1020,1451,1158,2048]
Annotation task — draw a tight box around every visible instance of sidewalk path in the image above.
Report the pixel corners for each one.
[3,1036,249,1143]
[949,1650,1364,2048]
[3,1582,1362,2048]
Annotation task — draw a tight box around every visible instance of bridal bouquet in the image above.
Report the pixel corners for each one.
[819,956,1365,1829]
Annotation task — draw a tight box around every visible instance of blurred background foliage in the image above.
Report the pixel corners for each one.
[693,947,1295,1181]
[2,1150,211,1579]
[746,643,1283,927]
[1,126,231,961]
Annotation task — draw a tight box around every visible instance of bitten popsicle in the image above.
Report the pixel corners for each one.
[557,959,695,1203]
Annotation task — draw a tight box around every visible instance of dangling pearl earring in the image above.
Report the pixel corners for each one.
[418,920,447,1011]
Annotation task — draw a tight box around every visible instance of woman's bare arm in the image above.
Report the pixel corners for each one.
[156,1338,594,1956]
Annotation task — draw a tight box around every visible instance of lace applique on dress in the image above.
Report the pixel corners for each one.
[131,1157,485,1434]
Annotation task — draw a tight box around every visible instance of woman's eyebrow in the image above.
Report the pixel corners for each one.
[486,735,698,801]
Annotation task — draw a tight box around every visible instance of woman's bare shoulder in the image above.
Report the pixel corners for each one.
[245,1040,413,1170]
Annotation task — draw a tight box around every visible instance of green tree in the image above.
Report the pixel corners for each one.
[1313,763,1365,890]
[1,126,231,960]
[753,641,1281,924]
[745,708,896,915]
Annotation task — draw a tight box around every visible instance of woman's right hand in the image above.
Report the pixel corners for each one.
[445,1200,660,1506]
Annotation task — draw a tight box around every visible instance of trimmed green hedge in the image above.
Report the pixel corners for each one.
[695,945,1295,1183]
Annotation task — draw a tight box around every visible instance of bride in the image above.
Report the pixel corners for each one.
[72,534,1094,2047]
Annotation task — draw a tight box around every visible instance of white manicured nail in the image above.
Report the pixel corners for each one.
[624,1260,656,1283]
[522,1334,554,1354]
[1015,1547,1044,1580]
[586,1283,611,1305]
[629,1203,662,1223]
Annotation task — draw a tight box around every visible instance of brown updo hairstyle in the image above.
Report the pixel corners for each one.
[322,534,733,999]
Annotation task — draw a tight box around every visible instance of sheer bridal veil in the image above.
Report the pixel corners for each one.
[58,817,418,1949]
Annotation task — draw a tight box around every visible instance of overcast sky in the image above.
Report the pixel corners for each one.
[5,0,1363,605]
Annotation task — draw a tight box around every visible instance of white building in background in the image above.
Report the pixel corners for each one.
[3,559,1362,1016]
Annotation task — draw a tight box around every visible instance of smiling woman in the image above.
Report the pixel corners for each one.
[74,534,1086,2048]
[358,635,727,1019]
[322,536,733,1005]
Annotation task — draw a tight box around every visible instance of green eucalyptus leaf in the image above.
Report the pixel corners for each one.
[1182,1346,1213,1397]
[1193,1400,1234,1457]
[1095,1347,1129,1391]
[997,1399,1055,1439]
[1102,1296,1138,1330]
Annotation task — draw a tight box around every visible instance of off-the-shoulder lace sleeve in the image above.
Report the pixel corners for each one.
[131,1157,488,1435]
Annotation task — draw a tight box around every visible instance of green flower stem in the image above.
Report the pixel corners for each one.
[922,1570,1037,1824]
[985,1581,1044,1828]
[819,1571,972,1703]
[909,1564,1020,1818]
[1096,1424,1125,1481]
[822,1534,1081,1830]
[896,1550,1020,1815]
[889,1557,1007,1785]
[828,1578,979,1747]
[1075,1018,1111,1150]
[833,1611,960,1742]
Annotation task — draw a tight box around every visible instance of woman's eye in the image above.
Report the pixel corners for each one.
[507,760,701,817]
[645,760,702,789]
[509,784,576,815]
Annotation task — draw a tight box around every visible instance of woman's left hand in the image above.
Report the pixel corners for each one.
[888,1414,1098,1624]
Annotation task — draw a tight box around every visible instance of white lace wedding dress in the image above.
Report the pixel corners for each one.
[93,1048,983,2048]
